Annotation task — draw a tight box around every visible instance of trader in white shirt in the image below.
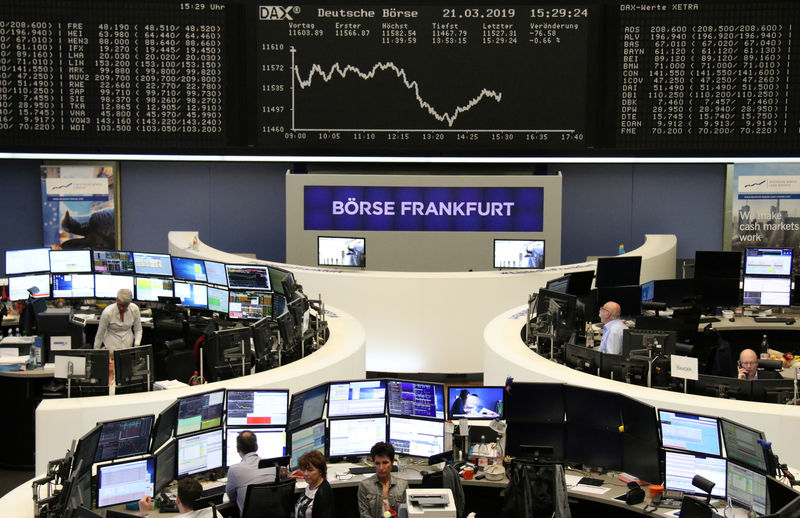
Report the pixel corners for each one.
[597,301,628,355]
[93,288,142,384]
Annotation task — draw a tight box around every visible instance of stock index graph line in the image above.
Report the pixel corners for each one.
[290,47,504,130]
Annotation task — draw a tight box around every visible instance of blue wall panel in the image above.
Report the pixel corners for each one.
[0,161,45,275]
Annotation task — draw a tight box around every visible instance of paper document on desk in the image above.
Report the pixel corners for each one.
[571,484,611,495]
[0,355,28,364]
[565,474,582,487]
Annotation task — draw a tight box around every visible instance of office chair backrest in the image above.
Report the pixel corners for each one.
[241,478,296,518]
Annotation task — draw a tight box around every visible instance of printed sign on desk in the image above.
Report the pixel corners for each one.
[671,355,699,381]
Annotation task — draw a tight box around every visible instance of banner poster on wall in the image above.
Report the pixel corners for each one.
[728,164,800,274]
[41,164,119,250]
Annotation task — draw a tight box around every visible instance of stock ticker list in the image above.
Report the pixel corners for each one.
[256,4,593,153]
[617,2,800,151]
[0,1,226,149]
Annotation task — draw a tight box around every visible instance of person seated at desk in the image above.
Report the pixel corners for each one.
[737,348,782,380]
[450,389,470,417]
[139,476,212,518]
[225,430,276,515]
[294,450,334,518]
[358,441,408,518]
[597,301,628,355]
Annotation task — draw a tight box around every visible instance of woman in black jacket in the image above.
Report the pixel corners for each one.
[294,450,334,518]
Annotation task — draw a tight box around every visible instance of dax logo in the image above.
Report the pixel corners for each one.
[260,5,296,20]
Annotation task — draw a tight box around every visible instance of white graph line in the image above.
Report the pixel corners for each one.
[291,49,503,128]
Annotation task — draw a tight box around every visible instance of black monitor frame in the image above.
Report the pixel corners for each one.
[445,385,504,421]
[317,235,367,268]
[622,328,677,358]
[493,239,545,269]
[289,419,327,470]
[694,251,742,280]
[176,428,225,479]
[175,388,225,438]
[658,409,722,457]
[595,256,642,288]
[151,401,178,454]
[504,382,565,424]
[251,316,277,371]
[71,424,102,476]
[564,343,602,375]
[327,379,387,419]
[327,415,387,460]
[132,251,173,277]
[596,285,642,318]
[170,256,209,283]
[225,388,290,428]
[92,250,135,275]
[114,345,154,394]
[54,349,110,397]
[95,414,155,463]
[693,374,752,401]
[744,247,793,278]
[203,326,253,382]
[386,379,446,421]
[288,382,329,432]
[388,416,445,459]
[566,270,595,296]
[751,379,795,405]
[651,278,696,307]
[154,439,177,495]
[96,456,155,508]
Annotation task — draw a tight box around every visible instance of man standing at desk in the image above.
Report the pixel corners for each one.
[226,430,275,515]
[597,301,627,355]
[93,288,142,350]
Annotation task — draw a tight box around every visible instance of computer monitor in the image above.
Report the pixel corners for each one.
[281,273,298,299]
[752,379,795,405]
[493,239,545,269]
[545,276,570,294]
[599,353,628,381]
[171,256,208,283]
[151,401,178,454]
[694,374,752,400]
[97,456,155,508]
[5,248,51,275]
[620,396,661,483]
[225,428,286,467]
[52,273,95,298]
[386,380,445,420]
[446,386,504,420]
[328,416,387,458]
[92,250,135,274]
[651,278,696,306]
[290,420,326,470]
[114,346,154,394]
[94,274,134,299]
[288,383,328,431]
[207,286,229,314]
[317,236,366,267]
[272,293,288,319]
[564,343,602,375]
[597,285,642,318]
[534,288,578,341]
[728,460,768,515]
[641,280,654,302]
[204,260,228,286]
[505,382,565,424]
[9,273,51,300]
[133,252,172,277]
[229,290,273,319]
[134,276,174,302]
[276,311,299,355]
[49,250,92,273]
[226,264,271,291]
[744,248,793,277]
[565,385,622,431]
[566,424,623,472]
[622,329,676,358]
[268,267,292,295]
[658,410,721,456]
[742,276,792,307]
[664,450,727,498]
[154,440,177,494]
[175,389,225,437]
[566,270,595,296]
[203,326,253,381]
[177,429,224,478]
[53,349,110,396]
[95,414,155,462]
[720,419,768,473]
[250,317,275,370]
[505,421,565,461]
[71,424,102,476]
[327,380,387,418]
[389,417,444,458]
[64,469,92,511]
[595,256,642,288]
[695,251,742,279]
[226,389,289,427]
[288,293,309,329]
[173,281,208,309]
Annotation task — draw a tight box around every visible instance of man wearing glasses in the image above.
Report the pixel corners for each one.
[737,349,781,380]
[597,301,627,355]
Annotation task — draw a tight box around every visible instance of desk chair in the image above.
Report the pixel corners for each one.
[241,478,296,518]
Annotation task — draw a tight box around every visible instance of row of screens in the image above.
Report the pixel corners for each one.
[696,248,794,279]
[5,248,285,291]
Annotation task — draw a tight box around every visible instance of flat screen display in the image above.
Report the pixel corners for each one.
[95,415,155,462]
[290,421,326,469]
[493,239,544,269]
[5,248,50,275]
[595,256,642,288]
[171,257,208,283]
[317,236,366,267]
[52,273,95,298]
[176,389,225,437]
[225,428,286,467]
[328,417,386,458]
[204,261,228,286]
[97,457,155,508]
[447,386,504,420]
[133,252,172,277]
[742,276,791,307]
[288,384,328,431]
[177,429,223,478]
[387,380,445,420]
[664,451,726,498]
[94,274,135,299]
[744,248,793,277]
[173,281,208,309]
[135,277,174,302]
[49,250,92,273]
[151,401,178,454]
[93,250,135,274]
[226,390,289,427]
[328,380,387,418]
[720,419,767,473]
[727,460,768,515]
[228,291,272,319]
[659,410,721,456]
[389,417,444,458]
[9,274,51,300]
[154,440,177,494]
[226,264,271,291]
[207,286,229,314]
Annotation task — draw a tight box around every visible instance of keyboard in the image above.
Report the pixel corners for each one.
[349,465,398,474]
[754,316,796,323]
[202,484,226,496]
[698,317,720,323]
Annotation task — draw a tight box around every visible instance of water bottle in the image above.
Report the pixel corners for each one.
[618,243,626,255]
[760,334,770,360]
[26,347,36,370]
[15,327,20,337]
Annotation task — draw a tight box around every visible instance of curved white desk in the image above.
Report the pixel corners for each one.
[33,305,365,475]
[169,232,677,374]
[483,305,800,470]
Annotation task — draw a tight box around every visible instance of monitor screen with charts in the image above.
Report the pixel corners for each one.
[92,250,135,275]
[720,419,767,473]
[95,415,155,463]
[387,380,445,420]
[659,410,721,456]
[135,277,174,302]
[204,261,228,286]
[328,380,387,418]
[664,451,727,498]
[744,248,793,277]
[389,417,444,458]
[225,428,286,467]
[177,429,224,478]
[94,274,134,299]
[97,457,155,508]
[328,417,386,458]
[133,252,172,276]
[742,276,792,307]
[176,390,225,437]
[5,248,50,275]
[226,390,289,427]
[228,290,272,319]
[171,257,208,283]
[727,460,768,515]
[288,383,328,431]
[226,264,271,291]
[207,286,229,314]
[49,250,92,273]
[290,421,326,470]
[9,274,51,300]
[52,274,95,298]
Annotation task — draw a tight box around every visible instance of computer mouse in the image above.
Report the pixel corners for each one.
[786,318,795,325]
